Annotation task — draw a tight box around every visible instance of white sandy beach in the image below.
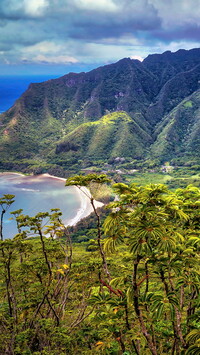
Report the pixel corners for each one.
[0,172,104,227]
[66,186,104,226]
[43,173,104,226]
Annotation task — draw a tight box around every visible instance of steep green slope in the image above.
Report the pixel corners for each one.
[145,63,200,125]
[150,89,200,161]
[54,111,152,160]
[0,57,157,166]
[0,48,200,170]
[0,100,64,161]
[1,57,157,128]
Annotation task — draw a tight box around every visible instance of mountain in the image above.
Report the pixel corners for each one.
[0,48,200,172]
[150,89,200,160]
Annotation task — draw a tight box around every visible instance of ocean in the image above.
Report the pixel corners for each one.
[0,173,84,238]
[0,75,59,113]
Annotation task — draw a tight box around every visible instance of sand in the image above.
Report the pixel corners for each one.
[0,172,104,227]
[43,174,104,226]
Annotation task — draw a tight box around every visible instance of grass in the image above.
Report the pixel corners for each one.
[125,172,173,185]
[123,169,200,189]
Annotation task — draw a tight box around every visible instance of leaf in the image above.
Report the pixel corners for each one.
[95,341,104,349]
[62,264,69,269]
[126,286,133,305]
[186,329,200,344]
[95,341,104,345]
[57,269,64,275]
[156,303,164,319]
[183,248,195,254]
[169,304,176,321]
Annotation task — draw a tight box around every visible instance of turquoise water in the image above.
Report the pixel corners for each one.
[0,173,81,238]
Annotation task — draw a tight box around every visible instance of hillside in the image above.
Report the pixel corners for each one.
[0,48,200,172]
[150,89,200,160]
[55,111,152,160]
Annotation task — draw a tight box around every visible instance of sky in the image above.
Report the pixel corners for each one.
[0,0,199,76]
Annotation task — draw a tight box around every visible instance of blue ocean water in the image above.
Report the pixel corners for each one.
[0,174,82,239]
[0,75,59,113]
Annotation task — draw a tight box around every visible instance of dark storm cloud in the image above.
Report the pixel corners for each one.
[71,0,160,32]
[151,25,200,42]
[0,0,199,69]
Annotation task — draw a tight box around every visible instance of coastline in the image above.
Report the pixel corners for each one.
[67,186,104,226]
[0,172,104,227]
[43,173,104,226]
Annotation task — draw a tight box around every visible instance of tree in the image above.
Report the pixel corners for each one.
[101,183,200,354]
[0,179,199,354]
[0,194,15,240]
[0,206,94,354]
[66,174,111,281]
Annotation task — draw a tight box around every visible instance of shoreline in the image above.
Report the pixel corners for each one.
[67,186,104,226]
[0,171,104,227]
[41,173,104,227]
[37,173,104,225]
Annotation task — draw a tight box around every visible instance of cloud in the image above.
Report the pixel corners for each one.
[0,0,199,72]
[130,55,143,61]
[23,0,48,17]
[22,41,63,54]
[149,0,200,28]
[0,0,49,18]
[20,40,78,64]
[23,54,78,64]
[74,0,118,12]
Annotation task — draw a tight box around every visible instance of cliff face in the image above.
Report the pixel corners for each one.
[0,48,200,168]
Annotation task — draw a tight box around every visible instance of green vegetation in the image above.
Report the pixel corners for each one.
[53,111,152,162]
[125,168,200,190]
[184,101,193,108]
[126,172,173,185]
[150,90,200,161]
[0,49,200,174]
[0,174,199,354]
[0,49,199,352]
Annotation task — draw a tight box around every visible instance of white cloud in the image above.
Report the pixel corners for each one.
[74,0,117,12]
[22,54,78,64]
[130,55,143,61]
[20,40,79,64]
[23,0,48,16]
[0,0,49,18]
[22,41,63,54]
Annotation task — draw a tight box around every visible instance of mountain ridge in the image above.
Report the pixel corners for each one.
[0,48,200,172]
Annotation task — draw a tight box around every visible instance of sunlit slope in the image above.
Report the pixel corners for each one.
[55,111,152,160]
[150,89,200,160]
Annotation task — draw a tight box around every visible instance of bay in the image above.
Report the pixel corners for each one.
[0,173,84,239]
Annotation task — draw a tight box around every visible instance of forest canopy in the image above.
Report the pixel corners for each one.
[0,176,199,354]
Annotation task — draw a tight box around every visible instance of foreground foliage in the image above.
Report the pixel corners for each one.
[0,176,199,354]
